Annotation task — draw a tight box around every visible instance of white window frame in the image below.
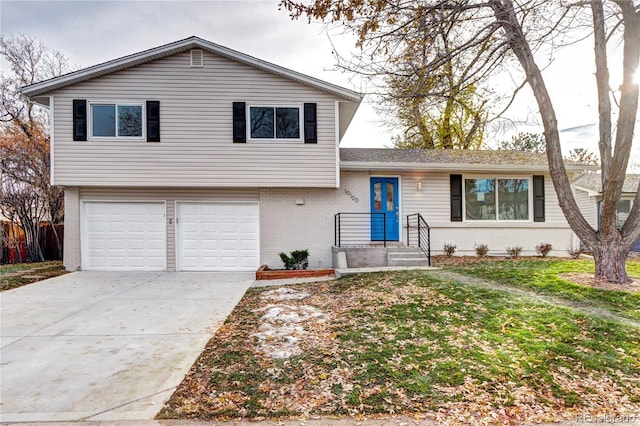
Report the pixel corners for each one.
[597,198,634,229]
[246,104,303,143]
[88,101,146,141]
[463,175,533,222]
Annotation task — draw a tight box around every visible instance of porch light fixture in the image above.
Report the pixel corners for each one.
[416,181,423,190]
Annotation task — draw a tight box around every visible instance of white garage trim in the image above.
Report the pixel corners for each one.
[81,201,167,271]
[175,201,260,272]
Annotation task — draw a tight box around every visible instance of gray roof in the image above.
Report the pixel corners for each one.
[340,148,551,165]
[573,173,640,194]
[338,148,598,173]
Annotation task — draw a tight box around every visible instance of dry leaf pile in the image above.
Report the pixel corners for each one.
[158,271,640,424]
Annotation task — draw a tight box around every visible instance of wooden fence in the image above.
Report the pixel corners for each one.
[0,222,64,264]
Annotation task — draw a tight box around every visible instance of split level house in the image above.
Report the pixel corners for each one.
[21,36,594,272]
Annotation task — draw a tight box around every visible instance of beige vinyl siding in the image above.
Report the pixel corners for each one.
[401,173,450,223]
[51,50,341,187]
[574,188,598,228]
[400,172,566,223]
[400,172,573,255]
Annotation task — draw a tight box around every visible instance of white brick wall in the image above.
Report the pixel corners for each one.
[260,172,370,268]
[63,187,81,271]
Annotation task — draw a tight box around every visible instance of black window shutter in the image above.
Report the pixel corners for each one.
[73,99,87,141]
[303,102,317,143]
[450,174,463,222]
[233,102,246,143]
[146,101,160,142]
[533,175,545,222]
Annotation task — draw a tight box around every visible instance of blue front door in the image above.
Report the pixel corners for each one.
[370,177,399,241]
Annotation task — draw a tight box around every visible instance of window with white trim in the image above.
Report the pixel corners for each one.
[598,199,633,229]
[89,102,144,139]
[464,178,531,221]
[248,105,301,141]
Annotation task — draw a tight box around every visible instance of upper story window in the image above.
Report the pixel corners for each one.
[90,103,144,139]
[464,177,530,221]
[248,105,301,141]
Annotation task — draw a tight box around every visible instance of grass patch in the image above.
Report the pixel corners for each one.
[1,261,68,291]
[158,270,640,424]
[447,258,640,322]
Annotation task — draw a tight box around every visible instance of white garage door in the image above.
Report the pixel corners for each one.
[176,202,259,271]
[82,202,166,271]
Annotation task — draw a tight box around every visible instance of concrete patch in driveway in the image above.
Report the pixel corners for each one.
[0,271,253,422]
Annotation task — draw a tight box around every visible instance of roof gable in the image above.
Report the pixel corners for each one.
[21,36,363,104]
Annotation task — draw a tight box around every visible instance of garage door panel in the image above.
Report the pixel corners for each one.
[177,202,259,271]
[82,202,166,271]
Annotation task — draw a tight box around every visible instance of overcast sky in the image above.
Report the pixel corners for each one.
[1,0,638,165]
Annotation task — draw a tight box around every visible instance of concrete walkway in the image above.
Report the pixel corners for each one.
[0,271,254,423]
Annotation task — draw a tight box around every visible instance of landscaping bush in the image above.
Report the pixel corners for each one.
[475,243,489,258]
[279,249,309,270]
[568,247,584,259]
[443,243,456,257]
[535,242,553,258]
[506,246,523,259]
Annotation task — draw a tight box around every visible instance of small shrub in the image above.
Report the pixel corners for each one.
[567,247,584,259]
[279,249,310,270]
[443,243,457,257]
[475,243,489,258]
[505,246,523,259]
[535,242,553,258]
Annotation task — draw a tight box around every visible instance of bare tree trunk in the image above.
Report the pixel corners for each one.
[592,237,630,283]
[491,0,638,283]
[23,220,43,262]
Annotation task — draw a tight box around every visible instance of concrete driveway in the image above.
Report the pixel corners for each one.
[0,271,254,423]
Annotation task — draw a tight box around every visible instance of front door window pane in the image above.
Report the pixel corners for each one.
[465,179,496,220]
[275,107,300,139]
[118,105,142,137]
[374,183,382,210]
[92,105,116,137]
[386,182,395,211]
[498,179,529,220]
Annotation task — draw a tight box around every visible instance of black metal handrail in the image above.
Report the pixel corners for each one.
[406,213,431,266]
[335,212,387,247]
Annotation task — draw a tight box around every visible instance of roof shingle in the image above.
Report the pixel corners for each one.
[573,173,640,194]
[340,148,569,166]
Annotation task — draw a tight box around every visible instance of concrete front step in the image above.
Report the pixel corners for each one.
[387,246,428,253]
[389,258,431,267]
[332,246,431,269]
[388,247,430,266]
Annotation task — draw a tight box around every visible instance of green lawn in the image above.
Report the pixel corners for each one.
[158,263,640,424]
[0,261,68,291]
[447,258,640,322]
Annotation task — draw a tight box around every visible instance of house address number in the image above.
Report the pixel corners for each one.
[344,188,359,203]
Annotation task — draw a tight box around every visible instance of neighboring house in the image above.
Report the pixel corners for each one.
[21,36,592,272]
[573,173,640,252]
